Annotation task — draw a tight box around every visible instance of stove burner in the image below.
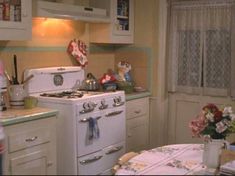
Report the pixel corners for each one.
[40,91,84,99]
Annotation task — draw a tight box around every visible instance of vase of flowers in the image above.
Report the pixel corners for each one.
[189,104,235,168]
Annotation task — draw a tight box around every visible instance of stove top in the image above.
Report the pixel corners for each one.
[39,90,107,99]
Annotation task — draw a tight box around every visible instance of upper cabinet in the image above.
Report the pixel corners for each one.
[89,0,134,44]
[0,0,32,40]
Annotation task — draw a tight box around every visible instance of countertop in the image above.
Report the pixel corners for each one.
[0,107,58,126]
[125,91,151,101]
[0,92,149,126]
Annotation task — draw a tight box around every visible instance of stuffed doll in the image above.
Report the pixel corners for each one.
[117,61,132,82]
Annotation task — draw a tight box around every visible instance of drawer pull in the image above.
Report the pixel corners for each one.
[113,102,125,107]
[106,146,123,155]
[134,110,141,114]
[106,110,123,117]
[25,136,38,142]
[80,116,102,123]
[80,155,103,165]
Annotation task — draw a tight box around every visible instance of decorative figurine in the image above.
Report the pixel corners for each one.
[117,61,132,82]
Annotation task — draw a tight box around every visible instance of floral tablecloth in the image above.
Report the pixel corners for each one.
[116,144,215,175]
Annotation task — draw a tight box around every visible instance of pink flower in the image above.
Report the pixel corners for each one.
[189,114,207,137]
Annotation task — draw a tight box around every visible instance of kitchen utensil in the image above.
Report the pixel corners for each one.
[81,73,99,91]
[22,74,34,85]
[4,70,12,85]
[0,74,7,111]
[13,55,19,85]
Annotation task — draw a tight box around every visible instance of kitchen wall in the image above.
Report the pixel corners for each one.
[0,0,162,147]
[0,0,155,88]
[0,18,116,83]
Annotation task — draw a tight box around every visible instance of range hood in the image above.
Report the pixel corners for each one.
[34,0,110,23]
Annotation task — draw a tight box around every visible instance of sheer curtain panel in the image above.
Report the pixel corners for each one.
[167,0,234,97]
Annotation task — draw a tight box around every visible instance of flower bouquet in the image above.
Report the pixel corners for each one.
[189,104,235,168]
[189,104,235,140]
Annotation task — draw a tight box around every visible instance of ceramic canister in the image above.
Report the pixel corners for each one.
[9,84,26,108]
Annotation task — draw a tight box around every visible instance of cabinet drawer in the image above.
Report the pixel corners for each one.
[8,127,51,153]
[126,98,149,119]
[5,118,55,153]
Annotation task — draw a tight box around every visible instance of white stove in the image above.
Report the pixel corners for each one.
[24,66,126,175]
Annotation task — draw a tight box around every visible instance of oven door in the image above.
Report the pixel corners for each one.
[77,105,125,157]
[77,141,125,175]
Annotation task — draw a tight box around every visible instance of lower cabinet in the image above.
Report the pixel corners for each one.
[126,97,150,152]
[3,117,57,175]
[9,144,50,175]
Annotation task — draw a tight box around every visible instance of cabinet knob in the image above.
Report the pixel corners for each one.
[25,136,38,142]
[47,161,53,167]
[127,133,132,137]
[134,110,141,114]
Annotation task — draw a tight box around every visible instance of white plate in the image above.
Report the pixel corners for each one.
[134,87,146,92]
[10,101,24,106]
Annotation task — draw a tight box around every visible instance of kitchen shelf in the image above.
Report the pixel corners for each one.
[117,15,129,19]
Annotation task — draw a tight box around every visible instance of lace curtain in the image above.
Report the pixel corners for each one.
[167,0,234,96]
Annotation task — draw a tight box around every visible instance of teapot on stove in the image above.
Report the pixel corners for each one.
[81,73,100,91]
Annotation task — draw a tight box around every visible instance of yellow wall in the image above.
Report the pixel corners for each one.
[0,0,161,148]
[0,18,115,83]
[0,1,157,91]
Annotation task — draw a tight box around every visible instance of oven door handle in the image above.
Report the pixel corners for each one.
[80,116,102,123]
[80,155,103,165]
[106,146,123,155]
[105,110,123,117]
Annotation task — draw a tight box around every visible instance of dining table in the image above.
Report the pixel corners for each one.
[115,144,218,175]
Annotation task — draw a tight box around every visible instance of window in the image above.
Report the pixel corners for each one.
[167,0,233,96]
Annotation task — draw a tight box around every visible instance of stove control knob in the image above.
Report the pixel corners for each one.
[80,102,95,114]
[113,96,125,107]
[88,101,97,109]
[118,96,122,102]
[114,96,121,103]
[101,99,106,105]
[113,97,118,103]
[83,102,89,110]
[99,99,108,110]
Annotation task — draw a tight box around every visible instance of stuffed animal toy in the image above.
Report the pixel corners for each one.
[117,61,132,82]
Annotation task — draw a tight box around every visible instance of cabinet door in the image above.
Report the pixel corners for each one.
[10,149,48,175]
[0,0,32,40]
[112,0,134,36]
[4,117,57,175]
[89,0,134,44]
[126,115,149,152]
